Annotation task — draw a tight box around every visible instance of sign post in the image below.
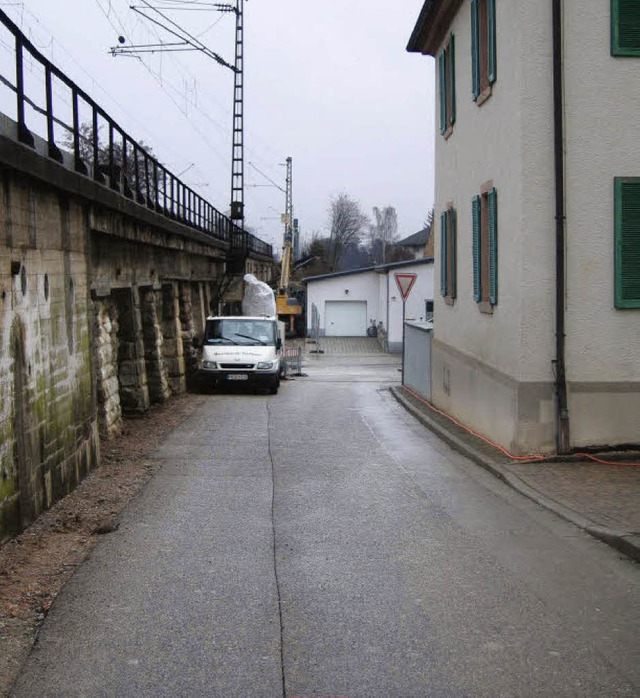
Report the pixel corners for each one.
[394,272,417,384]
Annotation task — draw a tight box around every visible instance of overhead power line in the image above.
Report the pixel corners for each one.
[110,0,247,221]
[112,0,237,72]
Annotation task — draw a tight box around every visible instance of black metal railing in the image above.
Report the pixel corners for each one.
[231,229,273,257]
[0,8,272,258]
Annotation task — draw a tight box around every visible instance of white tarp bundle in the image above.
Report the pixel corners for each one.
[242,274,276,317]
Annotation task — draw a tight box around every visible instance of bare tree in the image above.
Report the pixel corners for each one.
[424,207,434,232]
[63,122,160,198]
[369,205,398,263]
[328,194,369,271]
[423,206,435,257]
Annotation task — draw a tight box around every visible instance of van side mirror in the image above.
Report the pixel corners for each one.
[276,337,282,350]
[192,336,201,349]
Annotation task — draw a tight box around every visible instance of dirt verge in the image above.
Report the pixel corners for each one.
[0,392,207,697]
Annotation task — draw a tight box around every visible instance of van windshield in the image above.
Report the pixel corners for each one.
[204,319,276,346]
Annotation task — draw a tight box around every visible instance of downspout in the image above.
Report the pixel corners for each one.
[552,0,570,453]
[386,272,390,353]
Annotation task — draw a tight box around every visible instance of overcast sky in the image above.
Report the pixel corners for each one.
[0,0,435,249]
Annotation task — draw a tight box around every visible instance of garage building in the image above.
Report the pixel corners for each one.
[304,258,433,352]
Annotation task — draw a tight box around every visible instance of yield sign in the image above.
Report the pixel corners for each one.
[394,272,417,301]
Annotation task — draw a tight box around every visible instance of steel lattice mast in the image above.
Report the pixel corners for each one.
[229,0,244,222]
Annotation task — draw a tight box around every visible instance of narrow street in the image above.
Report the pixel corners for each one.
[12,352,640,698]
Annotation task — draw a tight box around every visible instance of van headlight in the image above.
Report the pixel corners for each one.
[257,361,274,370]
[202,360,217,369]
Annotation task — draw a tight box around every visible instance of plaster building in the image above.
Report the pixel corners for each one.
[408,1,640,454]
[304,259,434,352]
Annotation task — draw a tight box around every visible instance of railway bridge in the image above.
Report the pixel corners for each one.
[0,10,275,539]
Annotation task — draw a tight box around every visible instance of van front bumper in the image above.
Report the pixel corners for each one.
[198,365,279,388]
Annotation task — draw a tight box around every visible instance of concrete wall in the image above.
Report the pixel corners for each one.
[0,174,99,537]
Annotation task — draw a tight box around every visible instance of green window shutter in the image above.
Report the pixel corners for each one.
[450,208,457,299]
[611,0,640,56]
[471,0,480,101]
[488,187,498,305]
[449,34,456,125]
[472,195,481,301]
[438,50,446,134]
[614,177,640,308]
[440,210,448,296]
[487,0,497,84]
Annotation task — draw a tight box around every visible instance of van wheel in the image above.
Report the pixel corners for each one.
[269,376,279,394]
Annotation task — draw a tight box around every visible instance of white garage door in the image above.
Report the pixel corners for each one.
[325,301,367,336]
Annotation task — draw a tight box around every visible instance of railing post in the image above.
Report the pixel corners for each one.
[144,156,151,207]
[133,144,143,202]
[163,168,167,214]
[92,108,104,183]
[15,37,34,147]
[72,89,87,174]
[122,134,132,197]
[153,161,159,210]
[108,122,118,190]
[45,64,63,162]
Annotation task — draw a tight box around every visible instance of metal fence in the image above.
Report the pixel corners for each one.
[0,9,272,259]
[307,302,323,354]
[281,347,303,377]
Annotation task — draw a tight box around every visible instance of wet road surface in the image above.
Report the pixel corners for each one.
[12,355,640,697]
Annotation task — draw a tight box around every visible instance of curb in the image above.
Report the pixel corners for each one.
[390,387,640,564]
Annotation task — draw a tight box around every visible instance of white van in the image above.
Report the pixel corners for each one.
[197,316,283,393]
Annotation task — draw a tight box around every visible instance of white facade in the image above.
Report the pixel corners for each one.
[563,3,640,446]
[410,1,640,454]
[305,261,434,351]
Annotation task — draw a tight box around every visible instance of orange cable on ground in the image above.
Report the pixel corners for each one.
[400,386,640,467]
[573,453,640,467]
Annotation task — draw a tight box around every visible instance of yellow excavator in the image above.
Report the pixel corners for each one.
[275,157,302,333]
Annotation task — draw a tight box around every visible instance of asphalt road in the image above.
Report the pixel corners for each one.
[12,355,640,697]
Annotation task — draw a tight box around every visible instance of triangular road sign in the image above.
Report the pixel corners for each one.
[394,272,417,301]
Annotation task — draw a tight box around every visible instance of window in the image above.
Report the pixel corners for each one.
[471,0,496,104]
[437,34,456,137]
[611,0,640,56]
[472,186,497,310]
[614,178,640,308]
[440,206,457,302]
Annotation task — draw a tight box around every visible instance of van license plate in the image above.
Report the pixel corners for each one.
[226,374,248,381]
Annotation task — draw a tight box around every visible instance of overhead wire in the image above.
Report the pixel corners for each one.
[94,0,232,190]
[123,0,287,192]
[115,0,287,198]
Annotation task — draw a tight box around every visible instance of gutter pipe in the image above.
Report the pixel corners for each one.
[552,0,570,453]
